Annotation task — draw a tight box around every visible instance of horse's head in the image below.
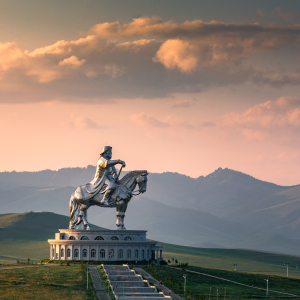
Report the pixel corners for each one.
[136,171,148,194]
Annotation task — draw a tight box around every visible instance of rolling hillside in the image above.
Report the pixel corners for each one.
[0,212,106,262]
[1,212,300,279]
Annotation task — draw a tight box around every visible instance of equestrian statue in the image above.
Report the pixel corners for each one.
[69,146,148,230]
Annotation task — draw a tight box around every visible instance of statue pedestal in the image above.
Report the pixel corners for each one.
[48,229,163,262]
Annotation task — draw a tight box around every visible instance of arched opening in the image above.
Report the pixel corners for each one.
[141,249,145,259]
[80,236,89,240]
[74,249,79,258]
[95,236,104,240]
[82,249,87,258]
[127,249,131,259]
[118,249,123,259]
[91,249,96,258]
[61,248,64,258]
[69,236,75,240]
[124,236,132,240]
[135,249,139,259]
[100,249,105,258]
[110,236,119,240]
[67,249,71,258]
[109,249,114,258]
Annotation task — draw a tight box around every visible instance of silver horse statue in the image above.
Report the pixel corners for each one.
[69,146,148,230]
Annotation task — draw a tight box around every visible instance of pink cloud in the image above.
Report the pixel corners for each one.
[62,114,102,129]
[131,112,169,128]
[172,100,191,108]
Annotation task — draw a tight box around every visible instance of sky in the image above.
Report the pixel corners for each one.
[1,0,300,185]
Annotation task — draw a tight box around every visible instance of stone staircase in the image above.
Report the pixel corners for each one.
[103,265,172,300]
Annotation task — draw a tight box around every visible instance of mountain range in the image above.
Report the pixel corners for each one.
[0,166,300,255]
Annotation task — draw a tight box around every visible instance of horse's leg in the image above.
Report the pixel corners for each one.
[82,204,92,230]
[120,203,128,230]
[116,200,127,230]
[69,193,79,229]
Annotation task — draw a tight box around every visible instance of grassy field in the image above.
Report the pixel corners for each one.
[159,242,300,279]
[0,264,96,299]
[144,265,300,299]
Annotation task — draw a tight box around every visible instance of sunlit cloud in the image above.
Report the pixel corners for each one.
[0,17,300,102]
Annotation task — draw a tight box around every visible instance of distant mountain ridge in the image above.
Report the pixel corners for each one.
[1,166,300,252]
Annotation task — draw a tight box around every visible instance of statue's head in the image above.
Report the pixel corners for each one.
[100,146,112,159]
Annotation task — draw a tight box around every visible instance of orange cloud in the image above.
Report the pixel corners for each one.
[0,17,300,102]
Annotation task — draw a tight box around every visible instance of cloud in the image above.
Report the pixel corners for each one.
[1,17,300,102]
[213,96,300,141]
[58,56,86,67]
[257,7,299,22]
[62,114,102,129]
[130,112,169,128]
[172,100,191,108]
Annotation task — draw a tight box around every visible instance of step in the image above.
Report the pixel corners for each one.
[108,275,143,281]
[113,287,156,294]
[104,266,130,271]
[115,293,168,300]
[110,281,149,287]
[107,271,135,276]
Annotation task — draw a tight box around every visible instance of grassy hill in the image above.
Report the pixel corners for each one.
[1,212,300,280]
[160,242,300,279]
[0,212,106,263]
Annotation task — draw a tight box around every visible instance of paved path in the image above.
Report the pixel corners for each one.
[0,264,59,270]
[134,267,184,300]
[88,266,110,300]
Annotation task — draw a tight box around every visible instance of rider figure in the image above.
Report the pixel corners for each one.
[96,146,126,205]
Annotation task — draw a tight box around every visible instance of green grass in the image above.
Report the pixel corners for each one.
[145,265,300,299]
[159,242,300,279]
[97,265,115,300]
[0,265,96,299]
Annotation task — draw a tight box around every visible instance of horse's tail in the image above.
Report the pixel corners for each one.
[69,192,79,228]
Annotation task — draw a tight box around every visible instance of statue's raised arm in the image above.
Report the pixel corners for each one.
[69,146,148,230]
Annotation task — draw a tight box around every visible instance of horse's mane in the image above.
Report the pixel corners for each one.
[120,170,147,186]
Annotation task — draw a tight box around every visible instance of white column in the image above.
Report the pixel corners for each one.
[71,245,74,260]
[87,245,90,261]
[96,245,99,261]
[58,245,61,260]
[50,244,52,260]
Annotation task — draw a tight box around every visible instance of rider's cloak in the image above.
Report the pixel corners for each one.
[78,156,116,200]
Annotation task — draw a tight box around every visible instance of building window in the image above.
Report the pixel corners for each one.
[69,236,76,240]
[83,249,87,258]
[135,250,138,259]
[91,249,96,258]
[74,249,79,258]
[61,248,64,257]
[55,253,58,259]
[109,249,114,258]
[124,236,132,240]
[95,236,104,240]
[110,236,118,240]
[100,249,105,258]
[141,250,145,259]
[67,249,71,258]
[81,236,89,240]
[127,249,131,259]
[147,250,149,259]
[118,249,123,259]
